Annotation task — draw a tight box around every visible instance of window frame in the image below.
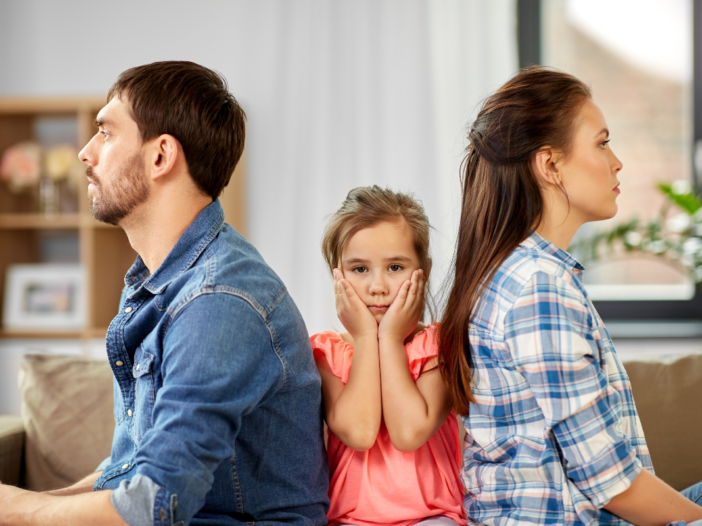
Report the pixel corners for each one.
[517,0,702,337]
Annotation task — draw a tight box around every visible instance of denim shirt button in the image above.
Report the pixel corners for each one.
[136,364,140,371]
[128,409,133,417]
[124,307,133,313]
[115,361,124,367]
[122,464,129,469]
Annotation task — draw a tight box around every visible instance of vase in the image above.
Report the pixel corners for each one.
[40,177,60,216]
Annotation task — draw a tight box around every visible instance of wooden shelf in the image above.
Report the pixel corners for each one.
[0,96,105,114]
[0,95,246,346]
[0,329,85,339]
[0,213,81,229]
[0,213,121,230]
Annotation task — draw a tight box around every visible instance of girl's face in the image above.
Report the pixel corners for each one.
[558,98,624,223]
[340,219,422,324]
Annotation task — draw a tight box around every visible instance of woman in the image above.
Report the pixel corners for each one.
[439,67,702,525]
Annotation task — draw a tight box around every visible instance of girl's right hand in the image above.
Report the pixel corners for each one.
[334,268,378,340]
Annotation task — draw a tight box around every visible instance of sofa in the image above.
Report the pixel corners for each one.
[0,353,700,492]
[0,354,114,491]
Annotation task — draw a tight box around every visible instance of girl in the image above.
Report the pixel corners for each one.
[439,66,702,525]
[311,186,466,526]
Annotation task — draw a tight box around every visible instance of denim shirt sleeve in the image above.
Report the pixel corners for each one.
[112,292,285,526]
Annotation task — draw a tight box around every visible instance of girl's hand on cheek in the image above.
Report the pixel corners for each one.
[378,269,424,342]
[334,269,378,341]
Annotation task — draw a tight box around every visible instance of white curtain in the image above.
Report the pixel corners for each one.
[247,0,518,334]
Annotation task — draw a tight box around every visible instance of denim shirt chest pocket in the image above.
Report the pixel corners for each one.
[132,347,157,444]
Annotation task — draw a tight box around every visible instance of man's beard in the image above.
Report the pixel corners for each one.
[87,151,150,226]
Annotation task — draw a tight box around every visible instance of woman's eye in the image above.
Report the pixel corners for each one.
[600,139,610,149]
[388,264,402,272]
[352,266,367,274]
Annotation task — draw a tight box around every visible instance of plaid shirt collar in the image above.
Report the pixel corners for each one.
[520,230,585,274]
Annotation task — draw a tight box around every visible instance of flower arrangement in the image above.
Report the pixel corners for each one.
[0,142,82,214]
[571,180,702,282]
[44,145,78,182]
[0,142,42,192]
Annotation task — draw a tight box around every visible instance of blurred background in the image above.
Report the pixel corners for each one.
[0,0,699,414]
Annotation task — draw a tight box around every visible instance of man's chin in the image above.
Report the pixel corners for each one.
[89,203,120,226]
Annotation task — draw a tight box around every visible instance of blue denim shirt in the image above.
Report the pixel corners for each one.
[93,200,329,526]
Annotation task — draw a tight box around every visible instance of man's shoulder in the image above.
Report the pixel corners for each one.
[169,224,288,316]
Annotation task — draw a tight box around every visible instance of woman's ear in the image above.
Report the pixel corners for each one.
[531,146,563,189]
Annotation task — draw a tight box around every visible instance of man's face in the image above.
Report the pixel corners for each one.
[79,96,150,225]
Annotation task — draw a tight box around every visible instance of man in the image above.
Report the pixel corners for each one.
[0,61,329,526]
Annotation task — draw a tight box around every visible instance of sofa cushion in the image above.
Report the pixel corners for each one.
[625,354,702,491]
[0,415,25,486]
[19,354,114,491]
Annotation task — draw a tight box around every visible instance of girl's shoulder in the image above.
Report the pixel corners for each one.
[310,331,353,354]
[309,331,354,381]
[405,322,440,361]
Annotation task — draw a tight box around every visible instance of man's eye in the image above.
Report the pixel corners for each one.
[389,265,402,272]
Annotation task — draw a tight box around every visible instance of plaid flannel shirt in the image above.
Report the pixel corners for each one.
[462,231,657,526]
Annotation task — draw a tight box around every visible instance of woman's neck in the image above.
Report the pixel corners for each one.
[535,201,585,252]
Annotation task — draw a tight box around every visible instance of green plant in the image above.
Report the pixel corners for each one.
[570,181,702,281]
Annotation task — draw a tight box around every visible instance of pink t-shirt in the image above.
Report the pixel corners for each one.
[310,324,466,526]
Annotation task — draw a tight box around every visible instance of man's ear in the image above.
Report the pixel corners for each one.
[148,134,181,182]
[530,146,563,189]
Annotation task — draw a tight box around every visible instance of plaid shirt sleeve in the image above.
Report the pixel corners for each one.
[503,270,643,509]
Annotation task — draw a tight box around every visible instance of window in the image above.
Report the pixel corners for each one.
[518,0,702,336]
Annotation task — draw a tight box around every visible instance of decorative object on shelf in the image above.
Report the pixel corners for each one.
[0,142,42,193]
[3,264,86,331]
[41,145,79,215]
[571,180,702,282]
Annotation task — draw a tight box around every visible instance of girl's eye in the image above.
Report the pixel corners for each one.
[352,266,367,274]
[388,264,403,272]
[600,139,610,149]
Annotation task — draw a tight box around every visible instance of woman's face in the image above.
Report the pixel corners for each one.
[340,219,422,324]
[558,98,623,223]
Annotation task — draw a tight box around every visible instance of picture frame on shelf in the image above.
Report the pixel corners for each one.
[3,264,86,331]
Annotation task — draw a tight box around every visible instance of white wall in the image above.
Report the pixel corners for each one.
[0,0,517,334]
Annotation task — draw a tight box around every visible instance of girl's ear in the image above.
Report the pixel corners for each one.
[531,146,563,189]
[424,258,432,280]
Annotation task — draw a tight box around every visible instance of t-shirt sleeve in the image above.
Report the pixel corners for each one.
[310,332,353,383]
[405,323,440,381]
[503,271,642,509]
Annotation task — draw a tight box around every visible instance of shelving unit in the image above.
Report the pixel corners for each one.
[0,96,246,343]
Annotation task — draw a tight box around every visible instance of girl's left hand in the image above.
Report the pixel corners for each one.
[378,269,424,342]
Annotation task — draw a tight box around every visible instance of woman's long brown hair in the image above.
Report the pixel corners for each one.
[439,67,591,415]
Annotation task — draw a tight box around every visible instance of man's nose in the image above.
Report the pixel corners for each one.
[79,134,98,166]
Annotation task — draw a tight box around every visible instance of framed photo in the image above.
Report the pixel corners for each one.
[3,264,86,331]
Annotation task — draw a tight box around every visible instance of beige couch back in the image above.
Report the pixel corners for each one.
[19,354,114,491]
[625,354,702,491]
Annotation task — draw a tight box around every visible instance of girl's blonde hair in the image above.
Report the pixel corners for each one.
[322,185,433,318]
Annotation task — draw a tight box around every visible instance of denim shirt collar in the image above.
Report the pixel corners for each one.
[124,199,225,296]
[520,230,585,274]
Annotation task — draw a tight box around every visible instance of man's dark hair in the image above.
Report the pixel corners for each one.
[108,61,246,199]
